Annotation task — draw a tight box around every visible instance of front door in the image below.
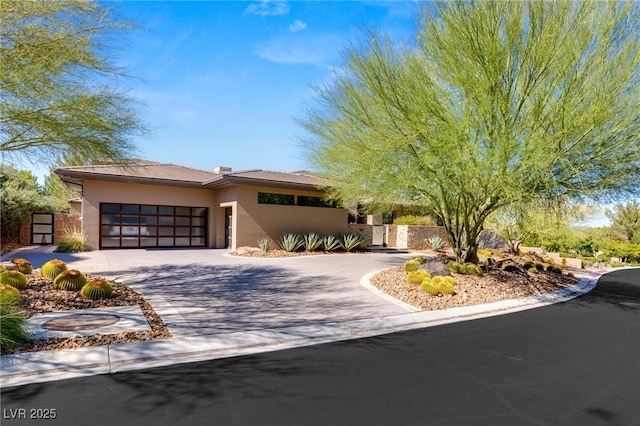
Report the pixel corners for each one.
[224,207,232,249]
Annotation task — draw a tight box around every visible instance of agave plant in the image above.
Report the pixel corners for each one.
[302,233,322,252]
[280,233,303,252]
[427,236,446,252]
[322,235,341,252]
[257,238,271,252]
[341,233,365,252]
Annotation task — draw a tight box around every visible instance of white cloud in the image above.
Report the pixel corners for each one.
[245,1,290,17]
[254,34,342,68]
[289,19,307,32]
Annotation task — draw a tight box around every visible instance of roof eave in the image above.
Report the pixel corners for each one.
[54,169,206,189]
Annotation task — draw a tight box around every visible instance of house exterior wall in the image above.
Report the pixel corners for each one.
[231,185,348,248]
[81,180,217,249]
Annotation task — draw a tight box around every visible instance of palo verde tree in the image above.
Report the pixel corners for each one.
[300,1,640,263]
[0,0,146,166]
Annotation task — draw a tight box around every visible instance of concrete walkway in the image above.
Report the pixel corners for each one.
[0,246,603,387]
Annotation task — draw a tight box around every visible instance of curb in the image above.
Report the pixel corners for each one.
[0,270,604,388]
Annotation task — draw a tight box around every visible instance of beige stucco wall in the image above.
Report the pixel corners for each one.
[230,185,348,249]
[81,180,218,249]
[78,180,346,250]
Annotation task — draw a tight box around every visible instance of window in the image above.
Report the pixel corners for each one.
[257,192,294,205]
[297,196,337,208]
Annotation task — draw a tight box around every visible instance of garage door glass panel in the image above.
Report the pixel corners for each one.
[141,205,157,214]
[175,227,190,236]
[176,217,190,226]
[122,205,139,214]
[159,206,174,215]
[140,237,157,247]
[122,237,139,247]
[175,237,190,246]
[159,216,174,226]
[158,237,174,246]
[102,204,120,213]
[101,237,120,247]
[192,208,206,216]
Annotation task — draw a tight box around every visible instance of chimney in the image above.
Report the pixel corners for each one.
[214,166,232,174]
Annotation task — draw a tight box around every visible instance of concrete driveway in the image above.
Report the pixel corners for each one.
[3,248,416,337]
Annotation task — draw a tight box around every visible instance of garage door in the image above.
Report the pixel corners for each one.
[100,203,207,249]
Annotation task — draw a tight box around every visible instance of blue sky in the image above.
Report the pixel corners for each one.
[107,0,422,173]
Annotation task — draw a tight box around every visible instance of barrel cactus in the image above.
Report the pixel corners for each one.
[421,279,441,296]
[407,270,430,285]
[0,283,21,303]
[41,259,68,279]
[464,263,483,276]
[438,276,456,295]
[0,270,28,290]
[11,259,32,274]
[447,261,464,274]
[80,277,113,300]
[404,260,421,272]
[53,269,87,291]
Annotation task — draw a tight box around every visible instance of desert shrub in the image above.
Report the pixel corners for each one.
[302,233,323,252]
[393,215,435,226]
[0,264,5,273]
[55,234,88,253]
[10,259,32,274]
[280,233,303,252]
[407,270,429,284]
[322,235,342,252]
[611,262,625,268]
[0,284,20,304]
[341,233,365,252]
[258,238,271,252]
[53,269,87,291]
[404,259,421,272]
[438,281,455,295]
[485,257,496,266]
[528,267,537,274]
[0,270,27,289]
[464,263,483,276]
[596,254,610,262]
[80,277,113,300]
[523,261,535,270]
[568,271,575,277]
[535,262,544,271]
[0,292,27,352]
[41,259,67,279]
[427,236,445,252]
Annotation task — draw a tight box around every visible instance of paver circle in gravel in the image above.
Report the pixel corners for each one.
[42,313,121,331]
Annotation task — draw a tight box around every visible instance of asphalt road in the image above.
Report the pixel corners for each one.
[2,268,639,426]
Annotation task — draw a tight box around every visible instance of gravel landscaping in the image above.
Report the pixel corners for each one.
[370,265,580,311]
[2,270,171,355]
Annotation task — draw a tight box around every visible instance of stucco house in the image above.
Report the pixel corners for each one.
[54,160,348,250]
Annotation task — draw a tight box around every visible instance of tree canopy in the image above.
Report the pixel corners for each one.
[0,0,146,166]
[606,201,640,243]
[300,1,640,263]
